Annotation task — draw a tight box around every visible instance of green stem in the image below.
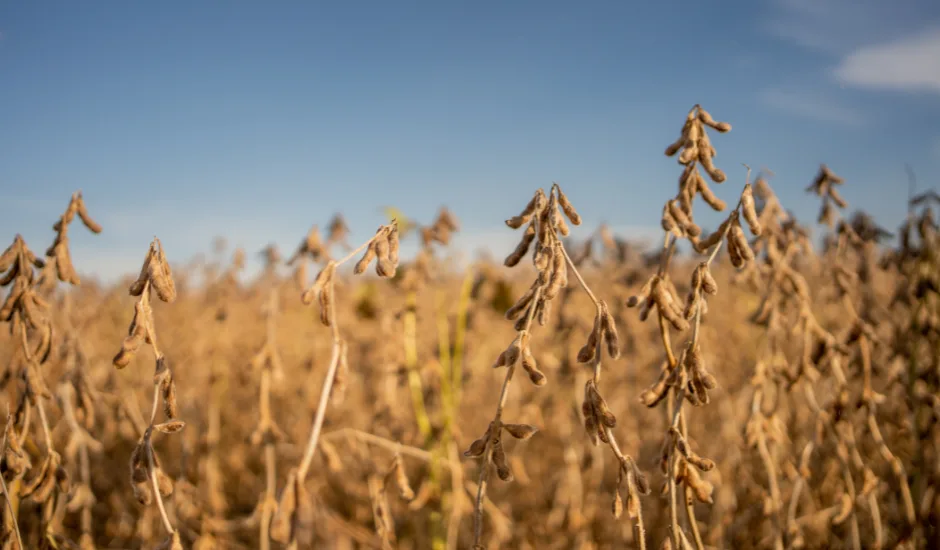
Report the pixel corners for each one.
[451,267,475,412]
[436,289,454,435]
[404,291,432,443]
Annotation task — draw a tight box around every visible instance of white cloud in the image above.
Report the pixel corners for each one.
[758,88,864,126]
[833,26,940,93]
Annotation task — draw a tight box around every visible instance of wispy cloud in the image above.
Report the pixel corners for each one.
[833,26,940,94]
[758,88,864,126]
[764,0,937,55]
[765,0,859,53]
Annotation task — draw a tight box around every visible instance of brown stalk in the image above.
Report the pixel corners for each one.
[0,416,24,550]
[251,287,285,550]
[560,243,648,549]
[626,105,734,549]
[296,225,395,480]
[111,238,183,549]
[272,221,398,548]
[471,284,541,548]
[0,212,99,547]
[660,183,744,549]
[470,183,646,549]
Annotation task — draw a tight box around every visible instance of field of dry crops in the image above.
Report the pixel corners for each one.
[2,106,940,550]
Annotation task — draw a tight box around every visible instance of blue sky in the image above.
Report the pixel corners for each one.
[1,1,939,283]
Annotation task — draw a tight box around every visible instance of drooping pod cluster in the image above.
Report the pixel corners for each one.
[2,417,31,483]
[639,341,718,409]
[470,182,654,547]
[366,452,417,548]
[111,237,183,546]
[55,330,101,550]
[257,244,283,282]
[395,208,462,292]
[0,235,54,362]
[737,183,819,331]
[115,279,179,409]
[270,469,311,546]
[129,417,184,505]
[288,215,355,288]
[463,421,539,482]
[895,195,939,265]
[751,176,787,240]
[18,442,68,506]
[576,301,620,363]
[368,454,415,548]
[1,236,61,516]
[739,183,762,236]
[682,263,719,321]
[880,190,940,544]
[661,424,716,504]
[629,106,737,336]
[128,238,177,302]
[113,239,177,367]
[354,223,400,277]
[301,221,400,326]
[612,456,650,521]
[664,105,731,218]
[419,207,460,247]
[277,221,402,549]
[692,209,758,268]
[734,172,912,548]
[667,183,764,328]
[806,164,847,227]
[581,379,616,445]
[821,213,893,290]
[885,190,940,322]
[41,191,102,286]
[644,111,767,548]
[845,212,893,248]
[327,214,351,248]
[288,225,327,265]
[627,274,690,332]
[661,199,702,240]
[0,192,102,549]
[681,344,719,405]
[814,170,920,545]
[733,175,813,289]
[565,233,650,526]
[503,183,581,327]
[492,330,545,386]
[301,262,336,326]
[469,183,596,548]
[493,184,583,388]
